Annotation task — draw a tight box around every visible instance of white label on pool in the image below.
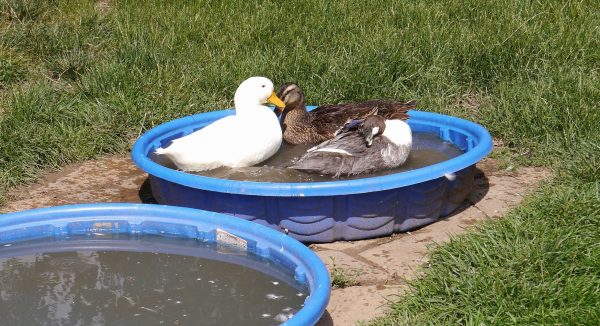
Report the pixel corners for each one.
[216,228,248,254]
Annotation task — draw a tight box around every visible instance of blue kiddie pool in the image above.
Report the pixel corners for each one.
[0,204,330,325]
[132,108,493,243]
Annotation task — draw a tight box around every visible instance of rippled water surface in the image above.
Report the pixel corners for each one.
[182,132,465,182]
[0,238,307,325]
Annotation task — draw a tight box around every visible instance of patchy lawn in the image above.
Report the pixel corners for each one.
[1,0,598,324]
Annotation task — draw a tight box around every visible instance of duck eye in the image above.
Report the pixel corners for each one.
[261,85,266,88]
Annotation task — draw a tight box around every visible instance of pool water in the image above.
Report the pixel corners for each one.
[184,132,464,182]
[0,237,308,325]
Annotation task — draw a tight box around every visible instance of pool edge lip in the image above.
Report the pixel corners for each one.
[0,203,330,326]
[131,108,493,197]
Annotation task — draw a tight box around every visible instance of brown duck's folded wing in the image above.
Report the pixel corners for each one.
[311,100,416,138]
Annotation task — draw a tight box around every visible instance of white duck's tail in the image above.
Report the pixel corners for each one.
[153,144,216,172]
[155,147,168,155]
[444,172,457,181]
[151,146,180,169]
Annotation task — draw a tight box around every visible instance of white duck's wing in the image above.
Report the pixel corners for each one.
[216,109,282,167]
[156,116,240,171]
[169,115,237,148]
[155,110,281,171]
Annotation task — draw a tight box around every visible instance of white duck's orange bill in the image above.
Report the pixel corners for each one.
[267,91,286,109]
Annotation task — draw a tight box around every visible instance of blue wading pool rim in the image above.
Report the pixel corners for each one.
[0,203,331,326]
[131,107,493,197]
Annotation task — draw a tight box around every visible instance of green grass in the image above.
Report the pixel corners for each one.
[369,130,600,325]
[370,181,600,325]
[0,0,599,323]
[330,257,360,288]
[0,55,25,87]
[1,0,598,192]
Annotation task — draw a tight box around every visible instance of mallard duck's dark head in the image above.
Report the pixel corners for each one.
[360,115,386,147]
[275,83,306,115]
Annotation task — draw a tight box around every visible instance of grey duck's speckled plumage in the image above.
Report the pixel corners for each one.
[276,83,416,145]
[291,115,412,177]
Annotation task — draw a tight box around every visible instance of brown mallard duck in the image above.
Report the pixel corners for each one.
[275,83,416,145]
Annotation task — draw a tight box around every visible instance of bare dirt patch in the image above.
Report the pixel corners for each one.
[1,155,150,213]
[0,154,550,325]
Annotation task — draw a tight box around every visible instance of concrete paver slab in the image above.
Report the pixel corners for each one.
[1,156,550,325]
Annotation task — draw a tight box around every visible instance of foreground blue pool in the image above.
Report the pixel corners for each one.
[0,204,330,325]
[132,108,493,242]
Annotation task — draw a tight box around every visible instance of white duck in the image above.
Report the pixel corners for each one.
[154,77,285,172]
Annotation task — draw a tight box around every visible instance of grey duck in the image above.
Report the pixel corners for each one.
[290,114,412,177]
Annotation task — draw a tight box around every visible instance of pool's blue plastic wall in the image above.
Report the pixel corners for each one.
[148,165,474,242]
[132,108,492,243]
[0,204,330,326]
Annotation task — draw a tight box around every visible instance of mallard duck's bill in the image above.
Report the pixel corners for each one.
[267,91,286,111]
